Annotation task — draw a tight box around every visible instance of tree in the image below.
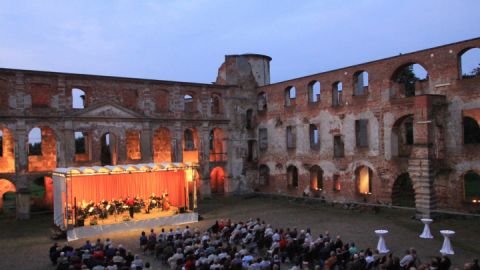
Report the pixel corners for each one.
[471,64,480,76]
[395,65,418,97]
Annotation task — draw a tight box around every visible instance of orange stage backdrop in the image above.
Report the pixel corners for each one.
[69,171,187,208]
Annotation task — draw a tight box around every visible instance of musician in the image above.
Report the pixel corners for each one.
[125,196,135,218]
[162,192,170,211]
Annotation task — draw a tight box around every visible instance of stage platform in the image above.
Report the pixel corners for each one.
[67,211,198,241]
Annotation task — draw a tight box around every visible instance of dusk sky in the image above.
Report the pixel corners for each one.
[0,0,479,84]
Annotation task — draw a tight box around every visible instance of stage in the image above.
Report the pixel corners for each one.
[52,163,199,241]
[67,211,198,241]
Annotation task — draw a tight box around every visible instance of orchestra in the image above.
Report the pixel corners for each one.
[74,192,172,226]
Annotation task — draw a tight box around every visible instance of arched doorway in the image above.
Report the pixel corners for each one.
[0,179,16,215]
[210,167,225,194]
[392,173,415,207]
[100,132,117,166]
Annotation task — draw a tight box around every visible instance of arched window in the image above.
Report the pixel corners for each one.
[285,86,296,107]
[184,129,196,150]
[258,165,270,186]
[459,48,480,79]
[356,166,373,194]
[332,81,342,107]
[353,71,369,96]
[211,94,221,114]
[464,117,480,144]
[28,127,42,156]
[72,88,86,109]
[310,165,323,191]
[309,124,319,150]
[74,132,86,154]
[287,165,299,188]
[184,94,195,112]
[392,63,428,97]
[308,81,321,103]
[464,171,480,202]
[257,92,267,111]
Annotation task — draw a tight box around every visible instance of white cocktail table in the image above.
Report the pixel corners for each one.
[375,229,390,254]
[419,218,434,239]
[439,230,455,255]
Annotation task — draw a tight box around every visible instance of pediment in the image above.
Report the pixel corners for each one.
[71,102,144,118]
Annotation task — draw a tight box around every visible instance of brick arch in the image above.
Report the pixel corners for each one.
[210,166,225,194]
[0,178,16,212]
[391,172,416,207]
[389,61,431,81]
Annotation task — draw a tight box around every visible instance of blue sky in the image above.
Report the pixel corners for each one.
[0,0,479,83]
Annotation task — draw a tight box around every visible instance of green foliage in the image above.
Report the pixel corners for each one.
[471,64,480,76]
[395,65,418,97]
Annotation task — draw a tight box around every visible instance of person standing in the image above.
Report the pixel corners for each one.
[126,196,135,219]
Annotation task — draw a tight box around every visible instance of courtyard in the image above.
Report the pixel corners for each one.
[0,195,479,270]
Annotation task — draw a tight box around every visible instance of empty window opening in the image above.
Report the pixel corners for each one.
[354,71,369,96]
[247,140,258,162]
[209,128,226,162]
[459,48,480,79]
[101,132,117,166]
[126,130,142,160]
[392,115,414,157]
[285,86,296,107]
[286,126,296,149]
[257,92,267,111]
[393,64,428,97]
[184,94,195,112]
[28,128,42,156]
[258,128,268,152]
[258,165,270,186]
[464,171,480,202]
[287,165,299,188]
[332,82,343,107]
[72,88,86,109]
[333,135,344,158]
[464,117,480,144]
[246,109,254,130]
[309,124,320,150]
[211,94,221,114]
[184,129,196,151]
[355,119,369,148]
[310,165,323,191]
[74,132,86,154]
[356,166,373,194]
[308,81,321,103]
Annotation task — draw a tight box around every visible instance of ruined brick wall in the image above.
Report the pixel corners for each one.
[0,127,15,173]
[254,38,480,214]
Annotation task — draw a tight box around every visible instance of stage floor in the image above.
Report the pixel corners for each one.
[67,210,198,241]
[81,207,179,227]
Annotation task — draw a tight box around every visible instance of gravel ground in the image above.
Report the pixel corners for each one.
[0,195,479,270]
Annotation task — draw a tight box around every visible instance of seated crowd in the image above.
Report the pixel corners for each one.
[49,219,480,270]
[49,238,151,270]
